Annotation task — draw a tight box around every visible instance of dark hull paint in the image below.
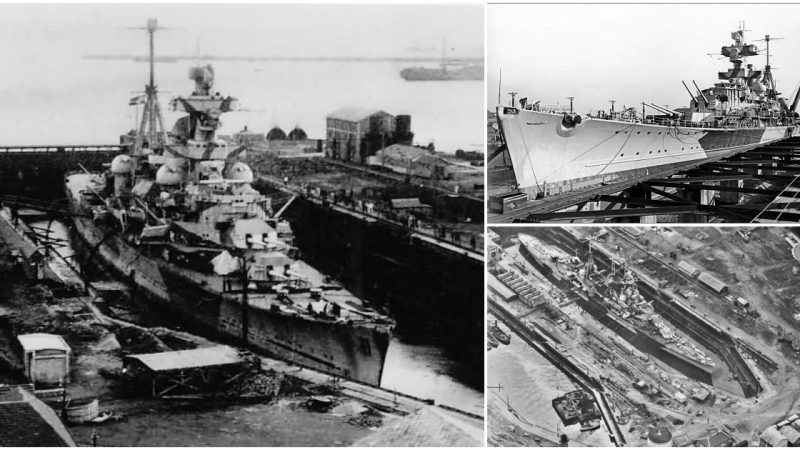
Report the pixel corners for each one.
[68,210,390,386]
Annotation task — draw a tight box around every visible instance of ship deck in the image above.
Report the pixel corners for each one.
[65,172,390,328]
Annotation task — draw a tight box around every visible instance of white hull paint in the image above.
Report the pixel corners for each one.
[498,108,798,198]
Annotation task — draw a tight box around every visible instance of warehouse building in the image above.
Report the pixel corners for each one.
[325,108,413,163]
[697,272,728,295]
[677,260,700,278]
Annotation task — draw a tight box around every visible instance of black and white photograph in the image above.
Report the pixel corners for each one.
[487,4,800,224]
[487,225,800,447]
[0,3,484,446]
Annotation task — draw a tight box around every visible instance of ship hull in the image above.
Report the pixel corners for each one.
[65,177,390,386]
[497,108,798,198]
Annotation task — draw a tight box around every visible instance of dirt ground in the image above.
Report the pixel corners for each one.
[69,398,374,447]
[0,269,394,447]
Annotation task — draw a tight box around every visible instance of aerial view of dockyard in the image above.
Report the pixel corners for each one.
[488,226,800,447]
[0,4,484,446]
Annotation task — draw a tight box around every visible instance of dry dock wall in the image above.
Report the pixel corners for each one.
[285,196,484,389]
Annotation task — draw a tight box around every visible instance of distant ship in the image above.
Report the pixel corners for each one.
[400,63,483,82]
[497,26,800,199]
[400,38,483,81]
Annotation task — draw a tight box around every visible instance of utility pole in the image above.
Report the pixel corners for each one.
[240,253,249,346]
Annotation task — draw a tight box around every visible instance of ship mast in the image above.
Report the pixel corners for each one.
[133,19,169,159]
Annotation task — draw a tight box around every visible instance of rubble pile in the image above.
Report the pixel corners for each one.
[346,407,384,428]
[228,370,283,399]
[114,326,170,355]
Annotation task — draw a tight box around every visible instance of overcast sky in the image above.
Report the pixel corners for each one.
[488,4,800,113]
[0,3,483,61]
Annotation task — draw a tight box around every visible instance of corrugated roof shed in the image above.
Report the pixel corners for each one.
[124,345,244,373]
[0,388,76,446]
[327,107,387,122]
[697,272,728,293]
[488,273,516,301]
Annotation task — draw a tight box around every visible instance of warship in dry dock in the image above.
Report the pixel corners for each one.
[64,21,393,386]
[497,27,800,199]
[517,233,716,382]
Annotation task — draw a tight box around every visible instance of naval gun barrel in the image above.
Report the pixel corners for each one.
[682,80,698,107]
[692,80,709,107]
[642,102,679,118]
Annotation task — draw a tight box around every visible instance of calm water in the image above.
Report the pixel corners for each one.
[488,332,613,447]
[0,56,484,153]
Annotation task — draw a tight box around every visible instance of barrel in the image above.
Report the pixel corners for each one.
[65,398,99,424]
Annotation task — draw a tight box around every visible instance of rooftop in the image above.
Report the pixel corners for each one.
[697,271,728,293]
[327,107,389,122]
[17,333,70,353]
[390,198,431,209]
[377,143,432,161]
[124,345,245,373]
[0,388,76,447]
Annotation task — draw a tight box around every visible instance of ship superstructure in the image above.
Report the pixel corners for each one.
[65,20,393,386]
[497,26,800,200]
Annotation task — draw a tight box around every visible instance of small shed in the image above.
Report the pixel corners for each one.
[122,345,250,397]
[17,334,71,386]
[677,260,700,278]
[389,198,433,217]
